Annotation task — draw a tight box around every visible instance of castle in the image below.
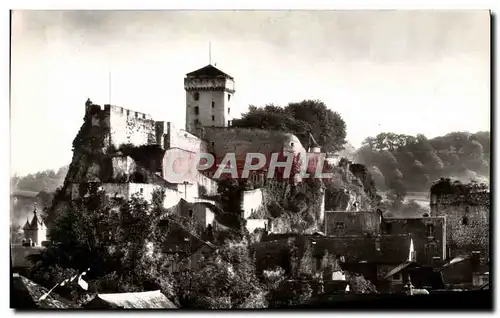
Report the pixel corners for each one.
[65,63,326,229]
[22,205,47,247]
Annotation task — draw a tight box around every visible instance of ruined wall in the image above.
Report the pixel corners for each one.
[107,105,156,149]
[324,211,381,237]
[242,188,264,219]
[430,188,489,259]
[381,217,446,264]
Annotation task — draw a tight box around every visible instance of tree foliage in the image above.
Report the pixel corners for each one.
[232,100,347,153]
[355,131,490,194]
[28,186,174,302]
[175,240,266,309]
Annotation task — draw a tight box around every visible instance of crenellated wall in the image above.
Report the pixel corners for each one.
[106,105,156,149]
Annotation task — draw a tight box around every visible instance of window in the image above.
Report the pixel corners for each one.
[135,112,138,118]
[212,101,215,108]
[211,142,215,146]
[228,120,231,126]
[140,188,143,194]
[228,108,231,114]
[462,216,469,225]
[189,209,193,217]
[212,116,215,121]
[194,106,199,115]
[426,224,435,237]
[127,110,130,116]
[384,222,392,234]
[143,114,146,119]
[335,222,345,230]
[194,92,200,101]
[228,94,231,101]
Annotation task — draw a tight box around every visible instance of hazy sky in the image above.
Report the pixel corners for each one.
[11,10,490,176]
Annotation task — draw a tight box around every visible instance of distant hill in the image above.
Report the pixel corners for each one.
[11,165,69,193]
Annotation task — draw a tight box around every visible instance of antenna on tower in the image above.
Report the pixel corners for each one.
[209,41,212,65]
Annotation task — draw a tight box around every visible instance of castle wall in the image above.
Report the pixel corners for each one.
[106,105,156,149]
[242,188,264,219]
[203,128,308,179]
[196,173,218,196]
[430,192,489,259]
[165,122,207,153]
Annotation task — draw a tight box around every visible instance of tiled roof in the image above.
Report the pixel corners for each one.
[12,274,78,309]
[186,64,233,79]
[86,290,177,309]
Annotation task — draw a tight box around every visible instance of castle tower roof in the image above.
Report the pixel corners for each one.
[22,218,31,231]
[28,207,45,230]
[186,64,234,80]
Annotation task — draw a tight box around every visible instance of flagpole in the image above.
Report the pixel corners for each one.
[108,71,111,106]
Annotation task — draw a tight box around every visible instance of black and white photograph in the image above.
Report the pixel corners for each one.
[8,9,492,310]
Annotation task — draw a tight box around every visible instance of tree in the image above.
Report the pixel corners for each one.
[233,100,347,153]
[29,187,174,301]
[355,131,490,193]
[175,241,265,309]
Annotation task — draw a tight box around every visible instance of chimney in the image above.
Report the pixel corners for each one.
[471,251,480,273]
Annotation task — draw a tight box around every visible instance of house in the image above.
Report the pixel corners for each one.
[158,218,216,273]
[84,290,177,309]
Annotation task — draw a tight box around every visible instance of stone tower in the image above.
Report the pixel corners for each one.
[184,64,235,134]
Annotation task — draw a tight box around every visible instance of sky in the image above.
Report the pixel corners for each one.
[10,10,490,176]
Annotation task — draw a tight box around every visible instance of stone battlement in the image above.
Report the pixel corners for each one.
[104,104,153,121]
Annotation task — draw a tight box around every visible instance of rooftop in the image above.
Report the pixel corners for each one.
[186,64,234,80]
[86,290,177,309]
